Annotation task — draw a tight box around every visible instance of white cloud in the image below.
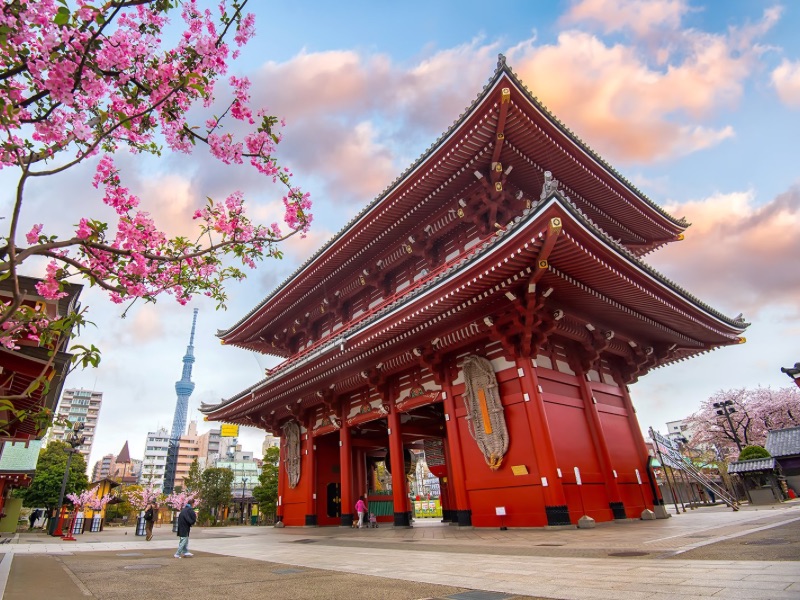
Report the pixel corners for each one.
[772,59,800,108]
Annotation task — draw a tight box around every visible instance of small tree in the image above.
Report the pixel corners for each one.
[252,446,279,521]
[738,445,771,461]
[183,458,203,493]
[199,467,233,524]
[18,441,88,511]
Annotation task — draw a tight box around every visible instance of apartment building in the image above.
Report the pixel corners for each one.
[139,427,170,490]
[47,388,103,464]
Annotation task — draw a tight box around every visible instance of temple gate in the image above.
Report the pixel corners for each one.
[202,57,747,528]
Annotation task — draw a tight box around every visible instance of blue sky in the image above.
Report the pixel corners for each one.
[5,0,799,469]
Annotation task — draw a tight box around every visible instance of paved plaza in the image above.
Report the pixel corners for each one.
[1,501,799,599]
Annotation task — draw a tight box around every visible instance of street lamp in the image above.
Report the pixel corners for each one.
[240,477,248,525]
[51,423,86,536]
[781,362,800,389]
[713,400,742,451]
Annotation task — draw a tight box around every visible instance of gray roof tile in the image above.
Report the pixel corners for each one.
[766,426,800,457]
[727,457,776,473]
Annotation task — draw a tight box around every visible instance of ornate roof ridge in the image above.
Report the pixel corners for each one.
[496,56,688,229]
[204,192,746,415]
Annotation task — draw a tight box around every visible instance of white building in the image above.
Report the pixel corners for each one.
[262,433,280,457]
[47,388,103,465]
[139,427,170,490]
[666,419,693,442]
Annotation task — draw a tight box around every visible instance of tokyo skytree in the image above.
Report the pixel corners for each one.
[163,308,198,494]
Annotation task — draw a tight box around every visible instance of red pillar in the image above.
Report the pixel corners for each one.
[575,368,624,518]
[303,416,317,526]
[387,397,410,526]
[619,381,662,510]
[517,356,569,524]
[441,379,471,526]
[338,405,354,527]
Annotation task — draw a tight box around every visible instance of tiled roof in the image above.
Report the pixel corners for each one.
[766,426,800,457]
[727,458,776,473]
[217,56,690,342]
[0,440,42,472]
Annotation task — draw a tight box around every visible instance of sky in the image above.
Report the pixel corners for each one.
[4,0,800,471]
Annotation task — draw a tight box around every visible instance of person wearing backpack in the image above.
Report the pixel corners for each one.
[144,502,156,541]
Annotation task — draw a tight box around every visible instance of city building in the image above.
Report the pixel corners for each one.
[140,427,170,490]
[0,276,82,444]
[666,419,692,442]
[215,450,261,523]
[202,58,748,528]
[174,421,201,490]
[92,453,115,482]
[196,427,221,468]
[47,388,103,464]
[110,441,138,484]
[262,432,280,457]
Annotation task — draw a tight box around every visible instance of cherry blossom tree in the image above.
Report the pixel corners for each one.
[66,487,98,510]
[0,1,311,430]
[125,484,161,511]
[684,386,800,458]
[164,489,199,510]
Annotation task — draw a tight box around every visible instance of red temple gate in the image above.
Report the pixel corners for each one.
[202,57,747,528]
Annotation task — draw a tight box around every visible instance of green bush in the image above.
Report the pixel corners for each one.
[738,445,771,460]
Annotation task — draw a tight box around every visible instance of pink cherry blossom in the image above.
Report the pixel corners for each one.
[0,0,312,364]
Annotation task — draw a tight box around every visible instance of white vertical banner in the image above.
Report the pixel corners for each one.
[574,466,582,486]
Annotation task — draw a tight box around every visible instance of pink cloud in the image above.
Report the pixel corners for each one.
[772,59,800,108]
[650,186,800,317]
[562,0,691,38]
[506,13,777,163]
[246,43,498,205]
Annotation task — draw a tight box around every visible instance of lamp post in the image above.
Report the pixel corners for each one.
[240,477,248,524]
[713,400,742,452]
[781,362,800,389]
[51,423,86,536]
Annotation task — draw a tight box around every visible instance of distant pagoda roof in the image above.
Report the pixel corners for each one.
[116,441,131,463]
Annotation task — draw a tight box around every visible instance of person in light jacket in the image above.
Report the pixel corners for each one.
[174,500,197,558]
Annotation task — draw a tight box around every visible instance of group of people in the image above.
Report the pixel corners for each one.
[143,500,197,557]
[354,496,377,528]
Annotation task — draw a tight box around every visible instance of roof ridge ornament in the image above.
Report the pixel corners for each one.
[497,53,507,70]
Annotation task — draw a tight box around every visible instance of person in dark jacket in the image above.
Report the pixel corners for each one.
[174,500,197,558]
[144,502,156,541]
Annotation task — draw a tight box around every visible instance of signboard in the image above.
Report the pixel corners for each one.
[220,424,239,438]
[511,465,529,476]
[495,506,506,516]
[650,429,683,468]
[574,466,582,486]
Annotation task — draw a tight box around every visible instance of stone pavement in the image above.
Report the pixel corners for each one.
[1,501,799,599]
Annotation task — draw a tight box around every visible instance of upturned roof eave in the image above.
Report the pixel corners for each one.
[204,193,745,419]
[218,56,686,345]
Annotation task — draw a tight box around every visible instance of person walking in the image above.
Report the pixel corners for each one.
[355,495,367,529]
[144,502,156,541]
[175,499,197,558]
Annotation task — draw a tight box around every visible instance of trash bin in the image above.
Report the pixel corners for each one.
[72,513,84,535]
[90,515,102,532]
[135,515,146,536]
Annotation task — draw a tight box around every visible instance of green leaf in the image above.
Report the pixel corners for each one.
[54,7,70,25]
